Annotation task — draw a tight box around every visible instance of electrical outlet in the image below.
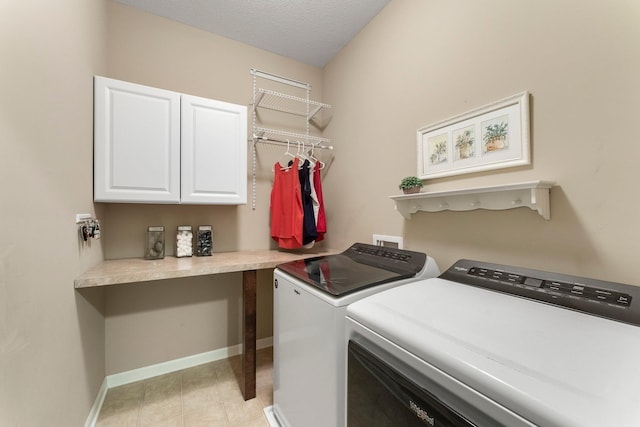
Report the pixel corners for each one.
[372,234,403,249]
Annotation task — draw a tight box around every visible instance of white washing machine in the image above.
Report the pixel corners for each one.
[265,243,440,427]
[346,259,640,426]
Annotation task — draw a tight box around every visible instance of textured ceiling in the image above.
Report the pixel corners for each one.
[113,0,391,68]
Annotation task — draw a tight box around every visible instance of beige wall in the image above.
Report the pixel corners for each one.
[0,0,107,425]
[103,2,325,374]
[3,0,638,423]
[323,0,640,285]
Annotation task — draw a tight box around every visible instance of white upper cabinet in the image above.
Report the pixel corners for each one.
[94,76,181,203]
[94,76,247,205]
[181,94,247,204]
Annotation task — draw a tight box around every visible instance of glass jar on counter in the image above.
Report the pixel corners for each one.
[196,225,213,256]
[145,226,165,259]
[176,225,193,257]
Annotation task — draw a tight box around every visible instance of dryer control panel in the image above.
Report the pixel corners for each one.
[441,259,640,327]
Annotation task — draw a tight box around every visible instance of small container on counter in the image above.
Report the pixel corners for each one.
[176,225,193,257]
[196,225,213,256]
[145,226,165,259]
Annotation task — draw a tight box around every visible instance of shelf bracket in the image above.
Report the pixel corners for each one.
[252,91,265,113]
[307,104,324,121]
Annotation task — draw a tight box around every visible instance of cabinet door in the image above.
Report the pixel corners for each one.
[180,94,247,204]
[94,76,180,203]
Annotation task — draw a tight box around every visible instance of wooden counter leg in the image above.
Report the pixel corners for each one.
[242,269,257,400]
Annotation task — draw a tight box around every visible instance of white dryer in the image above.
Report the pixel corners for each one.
[266,243,440,427]
[346,259,640,426]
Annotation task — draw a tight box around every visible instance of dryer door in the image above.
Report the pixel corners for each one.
[348,340,478,427]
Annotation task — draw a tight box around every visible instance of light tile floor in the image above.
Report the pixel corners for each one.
[96,348,273,427]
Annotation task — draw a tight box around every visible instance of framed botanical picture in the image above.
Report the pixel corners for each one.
[417,92,530,179]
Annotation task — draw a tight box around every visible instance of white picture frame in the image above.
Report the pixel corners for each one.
[417,92,530,179]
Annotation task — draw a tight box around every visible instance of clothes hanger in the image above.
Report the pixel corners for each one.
[295,140,311,169]
[308,142,325,170]
[273,139,296,171]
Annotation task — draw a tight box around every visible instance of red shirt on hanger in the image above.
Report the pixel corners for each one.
[270,157,304,249]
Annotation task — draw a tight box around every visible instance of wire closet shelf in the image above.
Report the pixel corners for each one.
[250,68,332,209]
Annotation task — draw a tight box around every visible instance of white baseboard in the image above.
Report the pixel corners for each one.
[107,336,273,388]
[84,378,108,427]
[263,405,281,427]
[85,337,273,427]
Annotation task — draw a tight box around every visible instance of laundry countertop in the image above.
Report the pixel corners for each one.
[74,248,338,288]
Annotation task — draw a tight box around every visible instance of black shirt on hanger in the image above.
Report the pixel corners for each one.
[298,159,318,245]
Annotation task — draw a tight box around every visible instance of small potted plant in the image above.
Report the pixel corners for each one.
[399,176,423,194]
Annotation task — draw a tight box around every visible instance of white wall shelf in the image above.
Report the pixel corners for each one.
[390,180,555,220]
[254,88,330,121]
[253,127,331,146]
